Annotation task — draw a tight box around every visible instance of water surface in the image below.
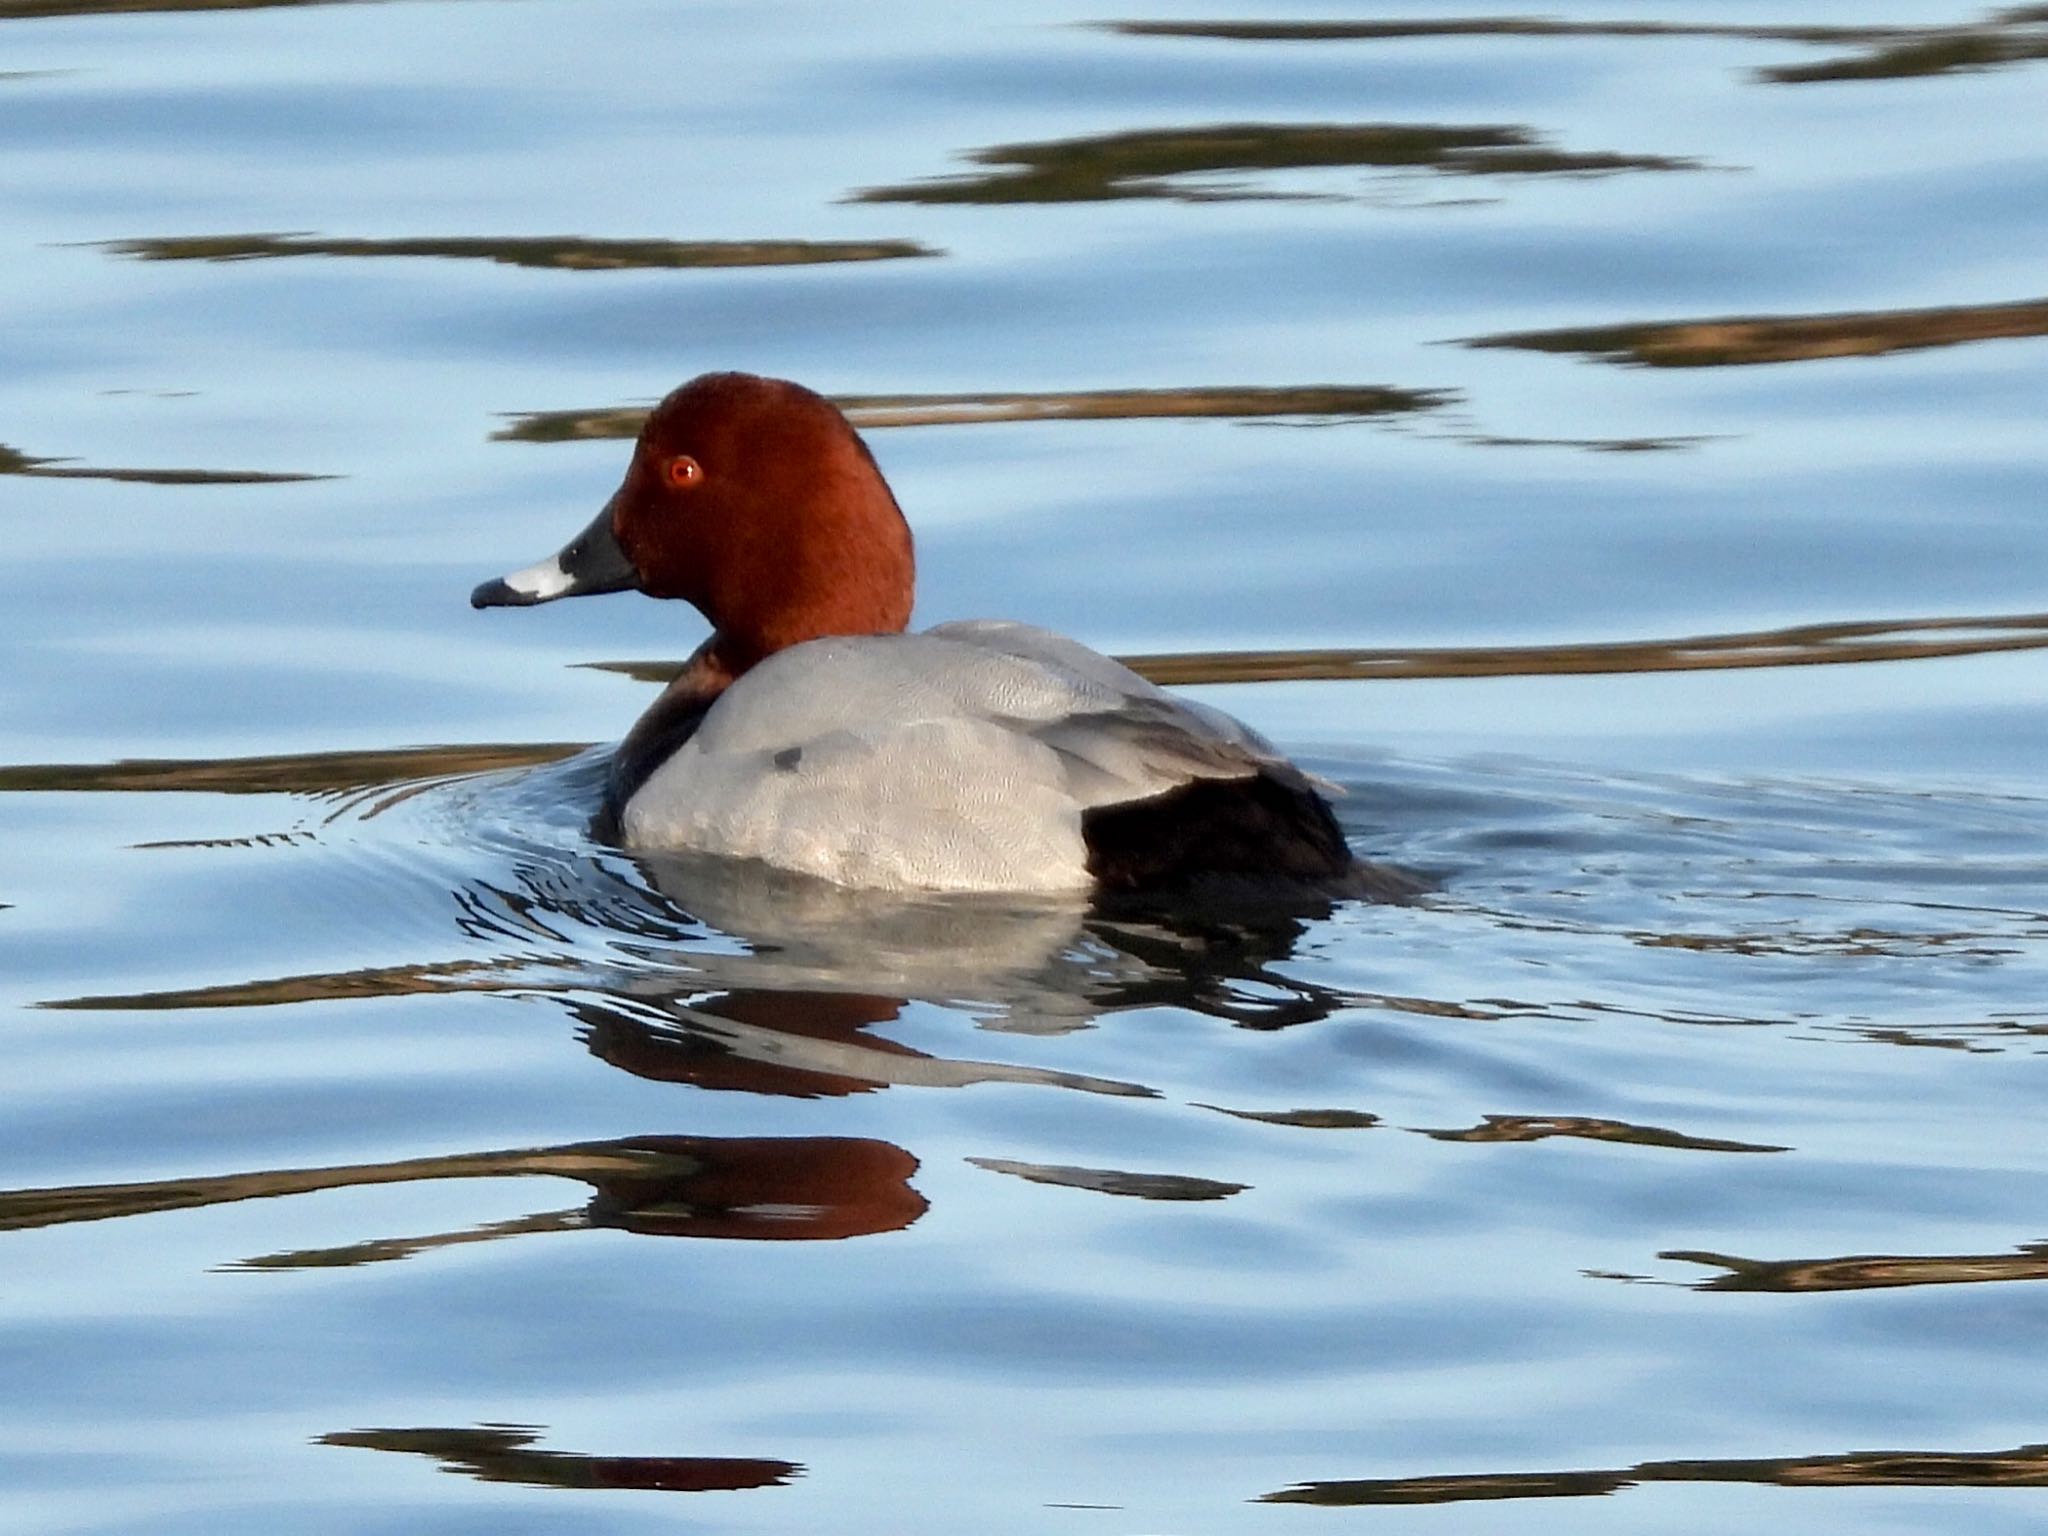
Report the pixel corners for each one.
[4,2,2048,1532]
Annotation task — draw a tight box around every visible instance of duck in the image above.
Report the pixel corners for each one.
[471,371,1365,896]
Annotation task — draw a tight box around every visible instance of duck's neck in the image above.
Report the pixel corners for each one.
[606,636,740,814]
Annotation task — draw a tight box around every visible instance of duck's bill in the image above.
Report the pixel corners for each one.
[471,500,638,609]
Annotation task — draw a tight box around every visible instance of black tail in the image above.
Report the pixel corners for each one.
[1082,770,1367,896]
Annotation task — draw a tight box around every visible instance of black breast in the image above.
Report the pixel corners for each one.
[1081,770,1358,894]
[597,687,716,840]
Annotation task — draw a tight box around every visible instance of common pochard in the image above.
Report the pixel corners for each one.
[473,372,1363,895]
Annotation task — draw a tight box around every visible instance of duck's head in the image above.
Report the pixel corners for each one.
[472,372,916,669]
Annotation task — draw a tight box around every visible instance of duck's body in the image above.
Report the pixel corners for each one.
[612,619,1346,892]
[473,372,1356,896]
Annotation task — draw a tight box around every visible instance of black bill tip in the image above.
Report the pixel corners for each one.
[471,577,540,609]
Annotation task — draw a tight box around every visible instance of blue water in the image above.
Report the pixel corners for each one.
[5,2,2048,1531]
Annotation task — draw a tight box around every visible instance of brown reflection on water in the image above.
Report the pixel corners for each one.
[0,1133,926,1265]
[1468,296,2048,368]
[851,122,1698,204]
[968,1157,1247,1201]
[1837,1017,2048,1053]
[1130,610,2048,682]
[1763,8,2048,83]
[1200,1105,1382,1128]
[1849,1025,2001,1053]
[1662,1240,2048,1293]
[1,440,330,484]
[0,0,514,15]
[1419,1114,1787,1154]
[1455,431,1710,453]
[102,232,938,270]
[1264,1441,2048,1505]
[1196,1106,1782,1152]
[0,741,580,796]
[37,956,519,1011]
[321,1425,799,1493]
[1103,9,2048,84]
[1104,18,1892,44]
[496,383,1451,443]
[588,610,2048,691]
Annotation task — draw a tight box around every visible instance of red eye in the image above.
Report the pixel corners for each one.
[662,454,703,490]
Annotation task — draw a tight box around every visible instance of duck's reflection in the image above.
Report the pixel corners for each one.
[575,989,1153,1099]
[0,1134,926,1267]
[634,848,1380,1024]
[13,735,1461,1132]
[1264,1440,2048,1505]
[36,823,1400,1097]
[320,1425,798,1494]
[582,989,929,1098]
[550,849,1401,1099]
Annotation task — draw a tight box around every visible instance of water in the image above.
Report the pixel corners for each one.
[4,1,2048,1531]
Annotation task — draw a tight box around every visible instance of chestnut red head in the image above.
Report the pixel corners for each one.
[472,372,916,674]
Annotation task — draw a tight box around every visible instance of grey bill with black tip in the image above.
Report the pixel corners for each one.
[471,498,639,608]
